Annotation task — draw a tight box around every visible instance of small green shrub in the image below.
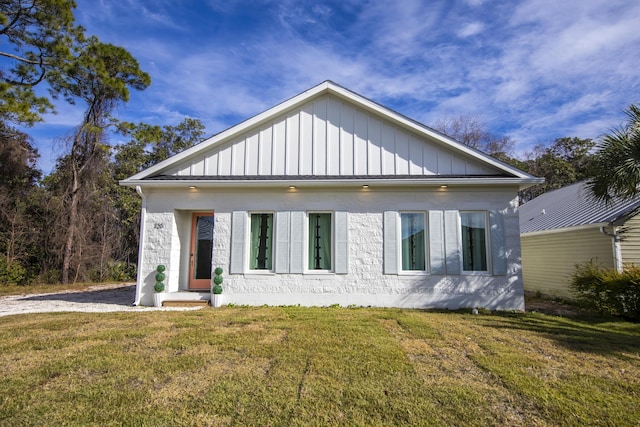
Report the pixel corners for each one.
[570,261,640,320]
[39,269,61,284]
[106,261,136,281]
[0,257,26,286]
[89,261,136,282]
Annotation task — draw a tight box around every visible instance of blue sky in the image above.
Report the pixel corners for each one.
[26,0,640,173]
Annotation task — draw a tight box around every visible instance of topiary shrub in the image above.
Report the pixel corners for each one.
[570,261,640,320]
[154,264,166,292]
[212,268,223,294]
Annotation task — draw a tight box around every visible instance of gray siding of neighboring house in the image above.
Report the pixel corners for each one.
[521,227,614,297]
[620,213,640,266]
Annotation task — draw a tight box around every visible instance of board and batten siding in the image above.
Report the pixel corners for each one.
[521,227,614,297]
[620,213,640,266]
[166,94,497,178]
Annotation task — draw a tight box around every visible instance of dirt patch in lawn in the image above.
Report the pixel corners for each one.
[524,292,580,317]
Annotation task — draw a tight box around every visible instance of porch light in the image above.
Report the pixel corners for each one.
[440,185,448,189]
[188,185,197,189]
[362,185,369,189]
[289,185,296,189]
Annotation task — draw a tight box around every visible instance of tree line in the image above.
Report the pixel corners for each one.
[1,1,637,286]
[0,1,206,285]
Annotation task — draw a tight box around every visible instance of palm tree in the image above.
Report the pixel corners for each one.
[586,104,640,203]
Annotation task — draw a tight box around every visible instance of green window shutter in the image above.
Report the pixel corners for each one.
[230,211,247,274]
[383,211,398,274]
[334,211,349,274]
[290,211,305,274]
[429,211,445,275]
[444,210,461,275]
[490,210,507,275]
[274,212,290,273]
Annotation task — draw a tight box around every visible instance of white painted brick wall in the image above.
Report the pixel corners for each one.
[136,186,524,310]
[212,212,231,273]
[138,211,174,305]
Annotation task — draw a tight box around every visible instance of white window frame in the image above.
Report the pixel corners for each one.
[459,210,491,275]
[305,211,334,274]
[398,211,430,275]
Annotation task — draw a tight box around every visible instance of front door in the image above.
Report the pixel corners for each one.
[189,212,214,290]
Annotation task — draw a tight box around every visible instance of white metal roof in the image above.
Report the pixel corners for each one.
[519,181,640,234]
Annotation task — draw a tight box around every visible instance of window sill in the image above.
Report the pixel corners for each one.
[461,271,491,276]
[304,270,334,277]
[398,271,430,276]
[244,271,276,276]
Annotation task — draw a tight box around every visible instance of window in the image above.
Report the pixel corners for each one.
[250,213,273,270]
[308,213,332,270]
[400,213,426,271]
[460,211,488,272]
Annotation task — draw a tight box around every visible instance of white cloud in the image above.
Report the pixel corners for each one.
[457,22,484,38]
[352,0,444,58]
[464,0,487,5]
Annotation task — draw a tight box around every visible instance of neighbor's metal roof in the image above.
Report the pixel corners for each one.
[519,181,640,234]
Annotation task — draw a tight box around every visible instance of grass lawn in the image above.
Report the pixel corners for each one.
[0,306,638,426]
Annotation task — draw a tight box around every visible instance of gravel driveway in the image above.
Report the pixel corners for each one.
[0,283,203,317]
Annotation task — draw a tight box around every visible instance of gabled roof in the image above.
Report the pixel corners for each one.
[519,181,640,234]
[121,81,541,188]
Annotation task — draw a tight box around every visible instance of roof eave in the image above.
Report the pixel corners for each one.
[521,222,609,237]
[120,177,543,189]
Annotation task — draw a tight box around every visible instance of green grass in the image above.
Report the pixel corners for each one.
[0,307,638,426]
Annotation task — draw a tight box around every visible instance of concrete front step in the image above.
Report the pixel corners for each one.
[153,291,211,307]
[162,300,210,307]
[164,291,211,301]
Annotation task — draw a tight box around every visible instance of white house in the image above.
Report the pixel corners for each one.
[120,81,542,310]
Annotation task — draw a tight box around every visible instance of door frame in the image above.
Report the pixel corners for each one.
[188,211,215,290]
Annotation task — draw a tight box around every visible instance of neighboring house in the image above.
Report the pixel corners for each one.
[120,81,541,309]
[519,181,640,297]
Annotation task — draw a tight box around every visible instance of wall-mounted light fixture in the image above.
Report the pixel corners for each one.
[188,185,197,189]
[288,185,296,189]
[362,184,369,189]
[440,185,448,189]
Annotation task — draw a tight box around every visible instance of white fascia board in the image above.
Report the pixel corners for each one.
[120,177,541,189]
